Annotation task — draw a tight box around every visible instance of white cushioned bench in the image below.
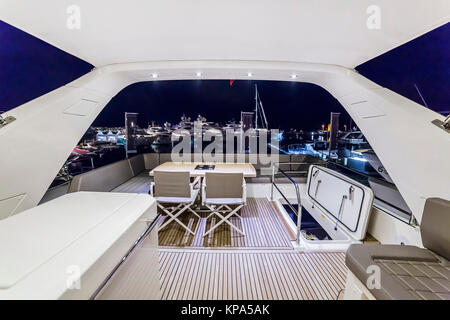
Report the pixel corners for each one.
[0,192,157,299]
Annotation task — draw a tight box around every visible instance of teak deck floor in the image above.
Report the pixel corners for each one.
[97,247,347,300]
[160,250,347,300]
[157,198,293,249]
[98,187,348,300]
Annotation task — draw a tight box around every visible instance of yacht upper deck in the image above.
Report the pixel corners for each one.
[53,154,348,300]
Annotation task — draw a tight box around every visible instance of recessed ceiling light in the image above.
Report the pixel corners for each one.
[151,73,158,78]
[290,74,298,79]
[196,72,202,77]
[247,72,253,77]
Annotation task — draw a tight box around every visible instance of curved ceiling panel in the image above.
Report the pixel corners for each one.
[1,0,449,68]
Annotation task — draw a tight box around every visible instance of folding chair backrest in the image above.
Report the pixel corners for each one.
[154,171,191,198]
[205,172,244,199]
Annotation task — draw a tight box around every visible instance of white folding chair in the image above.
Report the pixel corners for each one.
[202,172,246,237]
[150,171,201,235]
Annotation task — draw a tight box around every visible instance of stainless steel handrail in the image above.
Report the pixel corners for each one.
[271,162,308,243]
[270,161,312,175]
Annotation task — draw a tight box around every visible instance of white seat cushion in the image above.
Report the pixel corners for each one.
[156,188,199,204]
[0,192,157,299]
[204,198,244,205]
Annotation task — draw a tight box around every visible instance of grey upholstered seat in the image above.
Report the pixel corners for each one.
[345,197,450,300]
[151,171,201,235]
[202,172,246,237]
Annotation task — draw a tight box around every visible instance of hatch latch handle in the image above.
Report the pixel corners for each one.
[335,194,348,231]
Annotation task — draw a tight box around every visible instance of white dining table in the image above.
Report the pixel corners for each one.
[149,162,256,177]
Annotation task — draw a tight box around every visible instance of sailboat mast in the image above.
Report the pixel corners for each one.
[254,84,269,130]
[259,95,269,129]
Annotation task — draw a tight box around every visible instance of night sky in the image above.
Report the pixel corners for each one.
[1,20,448,130]
[95,80,349,131]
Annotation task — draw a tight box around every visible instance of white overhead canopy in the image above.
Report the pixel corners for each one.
[1,0,449,68]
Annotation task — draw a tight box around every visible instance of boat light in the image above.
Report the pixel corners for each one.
[247,72,253,77]
[290,74,298,79]
[196,72,202,77]
[151,73,158,78]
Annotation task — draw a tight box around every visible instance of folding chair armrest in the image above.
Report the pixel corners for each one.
[201,180,207,205]
[150,181,155,196]
[242,180,247,203]
[190,176,201,189]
